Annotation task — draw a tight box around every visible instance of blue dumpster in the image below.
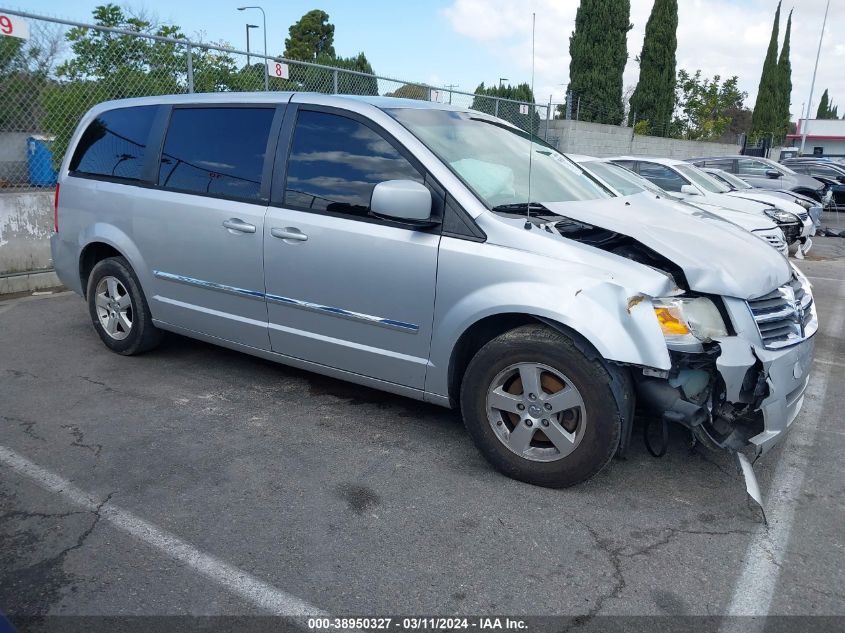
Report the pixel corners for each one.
[27,135,58,187]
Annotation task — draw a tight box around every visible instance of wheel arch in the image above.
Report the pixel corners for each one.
[77,223,149,299]
[445,313,638,457]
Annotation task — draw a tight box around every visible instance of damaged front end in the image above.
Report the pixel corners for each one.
[633,267,818,512]
[635,268,817,456]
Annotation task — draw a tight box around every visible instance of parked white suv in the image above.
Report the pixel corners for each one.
[51,93,817,489]
[610,156,808,250]
[568,155,789,256]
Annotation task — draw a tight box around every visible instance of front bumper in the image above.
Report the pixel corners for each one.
[717,334,815,454]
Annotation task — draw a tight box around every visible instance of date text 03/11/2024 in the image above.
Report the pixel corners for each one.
[306,617,528,630]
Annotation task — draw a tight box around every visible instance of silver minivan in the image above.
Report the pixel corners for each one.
[51,93,817,489]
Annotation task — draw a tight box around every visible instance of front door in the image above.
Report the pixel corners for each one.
[263,107,440,389]
[135,105,280,349]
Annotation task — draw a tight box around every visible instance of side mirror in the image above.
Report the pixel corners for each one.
[765,169,781,179]
[370,180,434,224]
[680,184,700,195]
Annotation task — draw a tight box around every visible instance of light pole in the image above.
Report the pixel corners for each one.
[238,6,268,90]
[245,24,258,67]
[498,77,508,89]
[800,0,830,155]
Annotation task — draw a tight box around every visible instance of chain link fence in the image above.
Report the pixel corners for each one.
[1,8,556,191]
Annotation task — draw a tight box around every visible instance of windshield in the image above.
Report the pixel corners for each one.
[710,169,752,190]
[675,164,731,193]
[386,108,611,208]
[580,160,646,196]
[762,158,797,175]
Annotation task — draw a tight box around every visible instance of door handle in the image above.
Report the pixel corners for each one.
[222,218,256,233]
[271,227,308,242]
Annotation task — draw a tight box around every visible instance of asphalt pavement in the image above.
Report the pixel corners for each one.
[1,237,843,629]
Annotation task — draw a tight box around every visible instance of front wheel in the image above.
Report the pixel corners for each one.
[460,325,623,488]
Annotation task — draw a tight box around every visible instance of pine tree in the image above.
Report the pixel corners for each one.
[283,10,335,61]
[751,1,781,139]
[775,9,792,142]
[816,89,839,119]
[566,0,632,125]
[628,0,678,135]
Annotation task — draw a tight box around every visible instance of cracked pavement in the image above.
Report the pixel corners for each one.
[1,245,844,619]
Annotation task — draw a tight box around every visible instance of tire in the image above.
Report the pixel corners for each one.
[460,324,622,488]
[86,256,162,355]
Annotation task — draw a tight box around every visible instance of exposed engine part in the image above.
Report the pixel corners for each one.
[498,209,690,291]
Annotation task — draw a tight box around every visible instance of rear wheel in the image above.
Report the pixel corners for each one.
[460,325,623,488]
[86,256,162,355]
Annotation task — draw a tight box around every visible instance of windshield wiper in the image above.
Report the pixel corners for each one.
[491,202,549,215]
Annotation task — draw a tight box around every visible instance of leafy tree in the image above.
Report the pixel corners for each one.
[816,89,839,119]
[283,10,335,61]
[384,83,431,100]
[672,69,747,141]
[775,9,793,141]
[471,82,540,133]
[320,52,377,95]
[628,0,678,135]
[751,0,781,139]
[565,0,632,125]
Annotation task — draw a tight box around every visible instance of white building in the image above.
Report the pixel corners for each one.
[787,119,845,157]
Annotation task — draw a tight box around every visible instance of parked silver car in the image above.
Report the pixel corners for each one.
[687,155,826,202]
[51,93,817,489]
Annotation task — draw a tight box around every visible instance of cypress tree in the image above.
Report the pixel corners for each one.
[751,1,781,139]
[817,89,831,118]
[628,0,678,135]
[775,9,792,142]
[566,0,632,125]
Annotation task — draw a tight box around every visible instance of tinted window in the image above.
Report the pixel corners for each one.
[70,106,157,181]
[808,165,843,179]
[284,110,423,216]
[702,158,733,171]
[737,159,770,176]
[637,163,687,192]
[158,107,274,201]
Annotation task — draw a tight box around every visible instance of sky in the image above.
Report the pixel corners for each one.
[14,0,845,122]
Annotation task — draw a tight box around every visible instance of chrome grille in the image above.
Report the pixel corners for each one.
[747,275,817,349]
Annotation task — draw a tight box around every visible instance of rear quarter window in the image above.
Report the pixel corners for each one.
[70,106,158,181]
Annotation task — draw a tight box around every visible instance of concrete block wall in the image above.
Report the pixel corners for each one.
[1,191,54,273]
[543,119,740,159]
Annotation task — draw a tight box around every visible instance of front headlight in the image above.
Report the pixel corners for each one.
[764,208,800,224]
[652,297,728,344]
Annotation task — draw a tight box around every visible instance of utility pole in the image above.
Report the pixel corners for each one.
[444,84,459,105]
[238,6,268,90]
[801,0,830,155]
[245,24,258,67]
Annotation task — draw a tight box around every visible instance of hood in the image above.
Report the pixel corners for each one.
[542,193,791,300]
[726,192,805,216]
[698,192,774,215]
[789,173,825,190]
[675,199,778,231]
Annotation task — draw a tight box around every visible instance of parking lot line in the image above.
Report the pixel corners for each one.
[723,289,845,626]
[0,444,327,617]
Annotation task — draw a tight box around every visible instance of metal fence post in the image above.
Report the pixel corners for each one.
[186,42,194,93]
[494,98,500,117]
[333,69,338,94]
[544,97,552,141]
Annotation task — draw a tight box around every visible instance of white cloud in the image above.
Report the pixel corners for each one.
[442,0,845,122]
